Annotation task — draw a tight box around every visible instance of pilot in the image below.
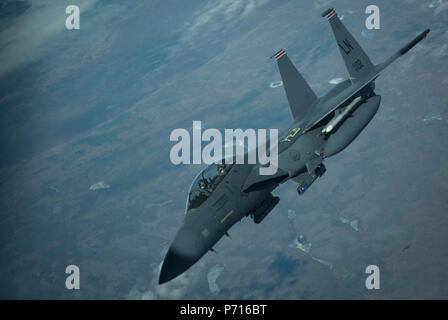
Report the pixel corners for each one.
[198,179,208,190]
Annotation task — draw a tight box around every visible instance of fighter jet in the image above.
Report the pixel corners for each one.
[159,8,430,284]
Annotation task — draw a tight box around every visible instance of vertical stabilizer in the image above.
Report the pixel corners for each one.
[322,8,375,82]
[273,49,317,120]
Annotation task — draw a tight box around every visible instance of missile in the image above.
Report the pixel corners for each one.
[321,96,364,135]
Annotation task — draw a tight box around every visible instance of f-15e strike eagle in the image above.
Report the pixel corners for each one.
[159,8,430,284]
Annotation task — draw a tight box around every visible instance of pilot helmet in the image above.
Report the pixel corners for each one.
[198,179,207,189]
[218,164,227,175]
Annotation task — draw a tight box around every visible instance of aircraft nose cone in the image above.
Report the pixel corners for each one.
[158,248,197,284]
[158,228,204,285]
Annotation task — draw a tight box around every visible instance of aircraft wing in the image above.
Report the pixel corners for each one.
[375,28,430,73]
[302,10,430,132]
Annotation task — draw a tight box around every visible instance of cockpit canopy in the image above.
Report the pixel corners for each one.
[187,162,234,211]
